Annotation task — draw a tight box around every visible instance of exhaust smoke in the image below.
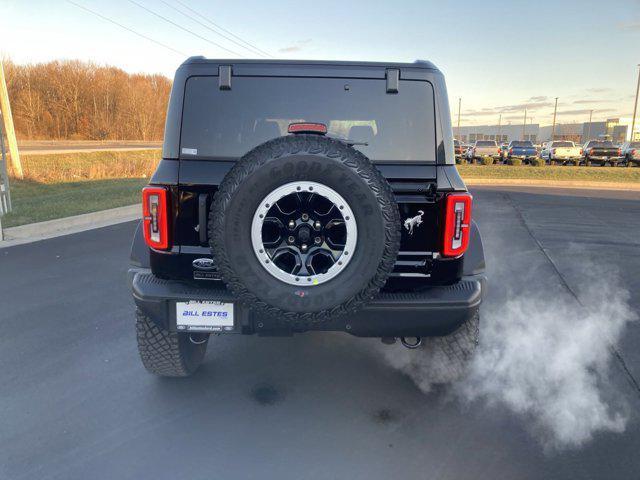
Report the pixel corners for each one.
[461,273,635,448]
[376,256,637,449]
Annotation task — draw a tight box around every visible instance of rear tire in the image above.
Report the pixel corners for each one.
[391,313,480,385]
[135,309,209,377]
[424,312,480,382]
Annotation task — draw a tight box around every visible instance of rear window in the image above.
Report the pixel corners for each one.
[551,141,574,147]
[630,142,640,148]
[180,76,436,162]
[476,141,496,147]
[510,141,533,147]
[588,141,614,147]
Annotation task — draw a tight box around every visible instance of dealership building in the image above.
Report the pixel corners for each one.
[454,123,539,144]
[456,117,638,145]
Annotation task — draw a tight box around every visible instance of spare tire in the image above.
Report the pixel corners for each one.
[209,134,400,324]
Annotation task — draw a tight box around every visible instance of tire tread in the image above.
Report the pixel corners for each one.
[135,309,207,377]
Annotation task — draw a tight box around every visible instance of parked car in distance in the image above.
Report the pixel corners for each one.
[582,140,623,166]
[454,139,469,159]
[541,141,582,165]
[621,141,640,167]
[506,140,538,163]
[466,140,500,162]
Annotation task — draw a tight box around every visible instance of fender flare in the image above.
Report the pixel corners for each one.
[129,221,150,269]
[462,220,485,276]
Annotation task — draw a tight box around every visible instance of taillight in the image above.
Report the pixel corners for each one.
[618,148,622,156]
[497,148,501,154]
[632,149,637,155]
[442,193,472,258]
[580,149,583,155]
[509,148,513,154]
[142,186,170,250]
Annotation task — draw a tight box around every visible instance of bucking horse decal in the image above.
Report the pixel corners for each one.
[404,210,424,235]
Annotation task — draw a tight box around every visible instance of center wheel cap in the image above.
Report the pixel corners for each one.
[298,226,311,242]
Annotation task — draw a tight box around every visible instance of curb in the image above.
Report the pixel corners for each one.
[0,204,140,248]
[464,178,640,191]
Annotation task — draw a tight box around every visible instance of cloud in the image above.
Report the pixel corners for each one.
[460,110,503,117]
[527,96,548,102]
[498,102,555,112]
[278,39,312,53]
[573,99,610,104]
[461,100,554,117]
[556,108,616,116]
[278,46,301,53]
[586,87,613,93]
[618,21,640,30]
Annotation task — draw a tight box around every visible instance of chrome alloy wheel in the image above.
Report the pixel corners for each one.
[251,181,357,286]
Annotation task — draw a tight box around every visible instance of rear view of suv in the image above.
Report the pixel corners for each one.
[129,58,486,379]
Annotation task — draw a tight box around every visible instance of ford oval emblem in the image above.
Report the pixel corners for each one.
[192,258,215,271]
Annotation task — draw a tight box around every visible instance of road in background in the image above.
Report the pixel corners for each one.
[1,186,639,480]
[18,140,161,155]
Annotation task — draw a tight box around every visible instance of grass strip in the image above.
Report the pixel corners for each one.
[457,164,640,184]
[2,178,147,228]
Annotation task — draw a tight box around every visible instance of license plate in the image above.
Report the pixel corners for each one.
[176,300,234,332]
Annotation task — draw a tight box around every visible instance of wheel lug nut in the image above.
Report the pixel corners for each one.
[288,220,295,230]
[314,237,322,244]
[301,213,309,221]
[314,221,321,230]
[288,235,295,243]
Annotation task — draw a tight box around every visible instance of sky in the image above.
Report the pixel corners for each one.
[1,0,639,126]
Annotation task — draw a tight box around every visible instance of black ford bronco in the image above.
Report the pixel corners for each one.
[129,58,486,378]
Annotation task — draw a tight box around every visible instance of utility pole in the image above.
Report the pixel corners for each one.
[522,108,527,140]
[0,60,22,179]
[497,113,502,143]
[586,109,593,142]
[456,97,461,140]
[631,64,640,142]
[0,111,12,241]
[551,97,558,141]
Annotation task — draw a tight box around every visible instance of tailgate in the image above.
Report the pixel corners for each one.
[554,147,579,156]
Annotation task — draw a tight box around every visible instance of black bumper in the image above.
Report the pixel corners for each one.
[130,269,485,338]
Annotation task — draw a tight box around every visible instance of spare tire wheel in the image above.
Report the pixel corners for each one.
[209,134,401,324]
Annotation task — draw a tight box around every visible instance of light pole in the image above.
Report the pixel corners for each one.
[551,97,558,141]
[497,113,502,143]
[522,108,527,140]
[631,64,640,141]
[586,109,593,142]
[457,97,461,140]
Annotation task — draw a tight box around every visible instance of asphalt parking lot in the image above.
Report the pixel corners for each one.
[1,186,639,480]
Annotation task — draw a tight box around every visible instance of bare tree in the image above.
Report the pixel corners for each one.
[4,59,171,140]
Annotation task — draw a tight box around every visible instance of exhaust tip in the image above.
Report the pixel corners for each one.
[400,337,422,349]
[189,333,208,345]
